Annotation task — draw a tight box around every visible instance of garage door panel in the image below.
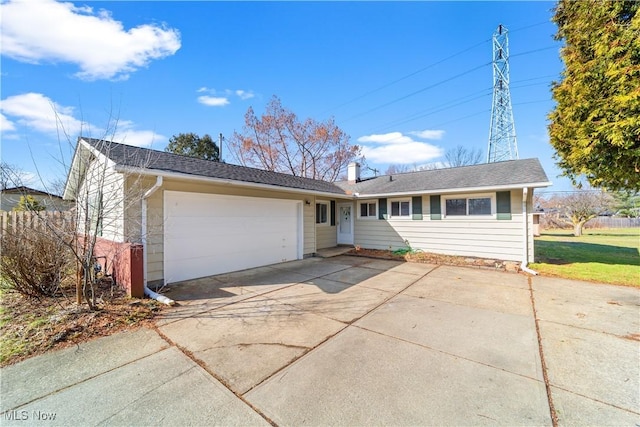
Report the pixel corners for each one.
[164,191,301,283]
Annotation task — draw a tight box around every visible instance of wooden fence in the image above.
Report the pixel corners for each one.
[586,217,640,228]
[0,211,76,235]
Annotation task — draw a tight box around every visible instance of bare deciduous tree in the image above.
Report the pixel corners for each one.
[228,96,361,182]
[383,146,482,175]
[1,162,27,190]
[445,145,483,167]
[537,190,614,236]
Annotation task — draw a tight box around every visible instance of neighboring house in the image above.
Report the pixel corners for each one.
[0,186,73,211]
[64,138,551,297]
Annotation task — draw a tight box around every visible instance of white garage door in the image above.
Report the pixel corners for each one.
[164,191,302,283]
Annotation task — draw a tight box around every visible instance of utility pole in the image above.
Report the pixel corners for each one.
[219,133,223,162]
[487,24,519,163]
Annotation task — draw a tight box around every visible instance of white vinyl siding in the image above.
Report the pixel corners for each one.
[76,155,125,242]
[353,191,528,261]
[316,199,337,250]
[316,222,337,250]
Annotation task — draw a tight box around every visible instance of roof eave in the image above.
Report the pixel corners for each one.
[114,165,352,199]
[63,138,117,200]
[355,181,553,198]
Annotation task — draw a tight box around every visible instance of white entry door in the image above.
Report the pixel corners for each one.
[337,203,354,245]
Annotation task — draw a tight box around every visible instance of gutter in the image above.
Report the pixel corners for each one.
[520,187,538,276]
[141,176,175,305]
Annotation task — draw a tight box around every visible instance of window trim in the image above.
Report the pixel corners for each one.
[315,200,329,226]
[358,200,378,219]
[388,198,412,219]
[443,193,495,218]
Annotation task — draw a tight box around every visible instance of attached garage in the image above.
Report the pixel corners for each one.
[164,191,303,283]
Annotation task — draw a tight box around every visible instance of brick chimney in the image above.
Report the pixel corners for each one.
[347,162,361,182]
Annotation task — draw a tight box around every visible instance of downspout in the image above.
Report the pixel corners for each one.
[521,187,538,275]
[141,176,175,305]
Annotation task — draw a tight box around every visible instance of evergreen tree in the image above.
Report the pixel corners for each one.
[548,0,640,191]
[165,133,220,161]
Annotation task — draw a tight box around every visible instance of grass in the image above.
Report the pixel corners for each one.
[530,228,640,287]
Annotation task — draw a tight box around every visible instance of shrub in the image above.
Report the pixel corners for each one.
[0,226,74,298]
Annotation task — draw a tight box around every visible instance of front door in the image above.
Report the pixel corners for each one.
[337,203,354,245]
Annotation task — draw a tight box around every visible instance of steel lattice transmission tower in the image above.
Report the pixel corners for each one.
[487,24,518,163]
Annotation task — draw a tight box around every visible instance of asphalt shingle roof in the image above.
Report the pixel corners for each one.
[335,158,550,195]
[82,138,347,195]
[82,138,550,197]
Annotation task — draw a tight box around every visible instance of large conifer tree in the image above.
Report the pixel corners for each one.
[548,0,639,190]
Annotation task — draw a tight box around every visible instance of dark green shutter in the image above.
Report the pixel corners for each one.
[330,200,336,226]
[412,196,423,220]
[378,198,387,219]
[496,191,512,220]
[430,195,441,220]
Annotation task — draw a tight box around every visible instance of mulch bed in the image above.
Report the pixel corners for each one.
[346,248,521,272]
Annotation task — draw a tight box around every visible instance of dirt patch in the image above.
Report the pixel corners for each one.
[0,279,165,367]
[347,248,521,272]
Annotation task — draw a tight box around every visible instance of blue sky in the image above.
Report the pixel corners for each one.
[1,0,569,193]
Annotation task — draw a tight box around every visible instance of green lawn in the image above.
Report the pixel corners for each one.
[530,228,640,287]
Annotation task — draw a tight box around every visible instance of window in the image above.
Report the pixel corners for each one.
[468,198,491,215]
[390,199,410,218]
[445,195,493,217]
[445,199,466,216]
[359,201,377,218]
[316,202,328,224]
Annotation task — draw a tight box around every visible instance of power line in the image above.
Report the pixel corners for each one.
[341,62,490,124]
[323,20,552,117]
[509,20,550,33]
[367,73,555,133]
[321,38,491,115]
[510,45,557,58]
[373,90,492,133]
[423,98,550,130]
[340,45,557,126]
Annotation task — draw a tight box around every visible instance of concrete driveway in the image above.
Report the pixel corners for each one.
[2,255,638,426]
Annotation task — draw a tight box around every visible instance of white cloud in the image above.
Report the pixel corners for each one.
[357,131,444,164]
[0,0,181,80]
[196,88,254,106]
[1,92,164,147]
[235,90,255,100]
[110,121,163,147]
[1,114,16,132]
[408,129,445,140]
[197,96,230,107]
[357,132,414,145]
[1,92,84,135]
